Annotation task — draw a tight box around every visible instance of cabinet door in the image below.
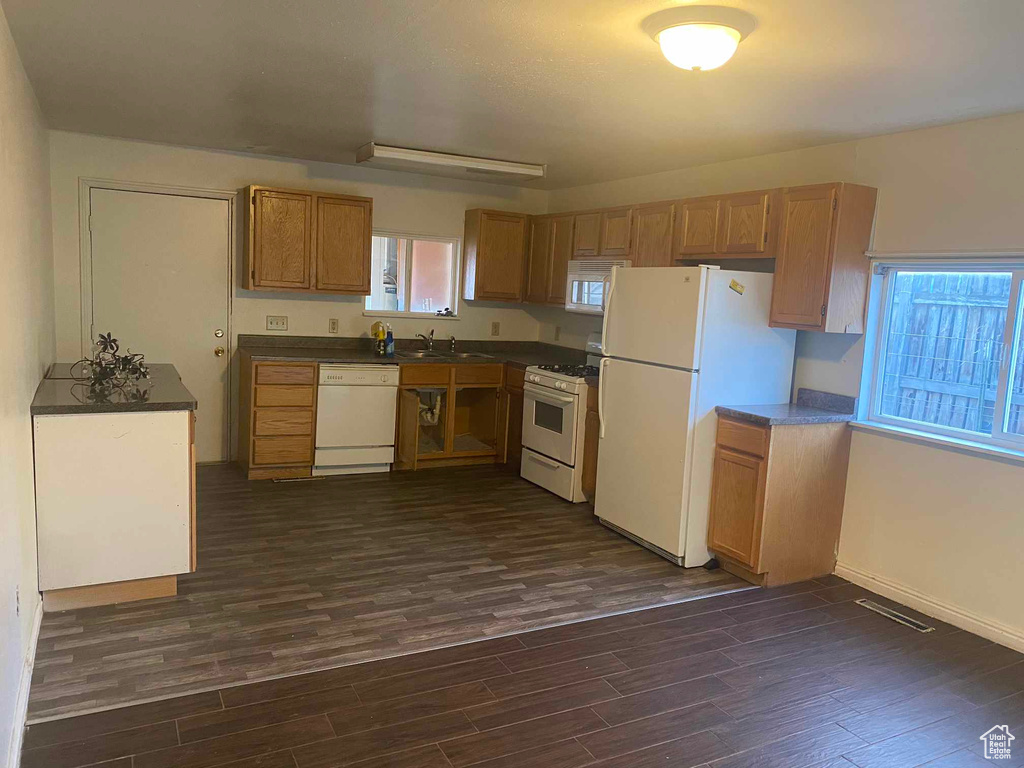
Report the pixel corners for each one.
[769,184,838,329]
[316,195,372,293]
[676,198,720,256]
[599,207,633,257]
[504,387,524,469]
[707,446,767,570]
[251,188,313,288]
[717,191,770,255]
[581,408,600,502]
[476,212,527,301]
[573,212,601,257]
[395,389,420,470]
[546,215,574,304]
[631,202,675,268]
[525,216,553,304]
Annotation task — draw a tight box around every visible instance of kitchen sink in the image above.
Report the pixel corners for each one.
[447,352,494,359]
[395,350,447,359]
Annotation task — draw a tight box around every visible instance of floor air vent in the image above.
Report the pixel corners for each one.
[855,599,935,633]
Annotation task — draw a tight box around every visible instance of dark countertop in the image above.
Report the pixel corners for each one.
[32,363,198,415]
[716,388,856,426]
[238,335,588,370]
[716,403,855,426]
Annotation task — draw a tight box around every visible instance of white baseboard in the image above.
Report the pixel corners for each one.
[6,597,42,768]
[835,561,1024,653]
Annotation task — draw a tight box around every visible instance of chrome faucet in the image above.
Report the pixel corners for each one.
[449,335,457,353]
[416,329,435,351]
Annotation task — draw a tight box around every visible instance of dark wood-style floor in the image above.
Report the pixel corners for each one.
[22,577,1024,768]
[28,464,745,720]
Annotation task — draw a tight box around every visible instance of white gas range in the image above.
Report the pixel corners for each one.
[520,362,600,503]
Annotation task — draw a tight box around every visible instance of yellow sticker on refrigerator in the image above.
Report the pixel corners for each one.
[729,279,746,295]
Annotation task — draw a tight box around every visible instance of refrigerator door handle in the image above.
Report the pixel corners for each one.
[601,270,616,356]
[598,357,609,438]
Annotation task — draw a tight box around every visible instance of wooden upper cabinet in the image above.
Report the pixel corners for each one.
[250,188,313,289]
[631,202,676,268]
[546,215,574,304]
[525,216,553,304]
[463,209,527,302]
[769,183,878,333]
[717,191,771,254]
[573,212,601,257]
[316,195,372,293]
[599,207,633,257]
[525,214,574,305]
[676,198,719,257]
[247,185,373,294]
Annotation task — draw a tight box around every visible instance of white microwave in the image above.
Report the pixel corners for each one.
[565,260,631,315]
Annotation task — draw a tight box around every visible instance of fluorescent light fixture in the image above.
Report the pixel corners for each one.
[642,5,756,71]
[356,143,546,182]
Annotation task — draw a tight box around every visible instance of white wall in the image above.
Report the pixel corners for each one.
[0,2,54,763]
[553,112,1024,646]
[839,431,1024,650]
[47,131,554,361]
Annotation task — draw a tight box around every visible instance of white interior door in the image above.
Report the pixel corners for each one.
[594,357,697,560]
[89,188,231,462]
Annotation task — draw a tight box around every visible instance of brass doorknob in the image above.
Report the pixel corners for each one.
[214,346,225,357]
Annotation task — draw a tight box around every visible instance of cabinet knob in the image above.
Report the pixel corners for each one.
[214,346,225,357]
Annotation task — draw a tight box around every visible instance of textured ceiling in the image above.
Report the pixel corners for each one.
[5,0,1024,188]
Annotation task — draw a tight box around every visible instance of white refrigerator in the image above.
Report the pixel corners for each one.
[595,266,796,567]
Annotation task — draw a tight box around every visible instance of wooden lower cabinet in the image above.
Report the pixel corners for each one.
[581,385,600,502]
[504,366,525,470]
[239,358,318,479]
[395,363,509,470]
[707,416,851,586]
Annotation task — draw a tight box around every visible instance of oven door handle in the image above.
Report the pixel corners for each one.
[524,383,577,407]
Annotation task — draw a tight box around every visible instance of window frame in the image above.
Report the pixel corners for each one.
[867,261,1024,451]
[363,229,461,319]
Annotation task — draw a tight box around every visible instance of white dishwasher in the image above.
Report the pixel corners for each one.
[314,364,399,475]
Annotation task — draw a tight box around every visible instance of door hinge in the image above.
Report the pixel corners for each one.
[821,304,827,317]
[832,197,837,211]
[763,231,768,244]
[251,193,256,206]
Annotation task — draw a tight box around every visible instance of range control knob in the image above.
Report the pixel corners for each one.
[381,374,389,383]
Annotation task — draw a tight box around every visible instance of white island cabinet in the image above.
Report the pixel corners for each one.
[31,363,197,611]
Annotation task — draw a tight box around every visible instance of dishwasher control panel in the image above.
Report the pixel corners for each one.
[319,365,399,386]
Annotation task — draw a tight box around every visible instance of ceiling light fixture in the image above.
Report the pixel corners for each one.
[642,5,756,71]
[356,143,545,182]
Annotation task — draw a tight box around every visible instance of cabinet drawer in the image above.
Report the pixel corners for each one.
[455,364,503,385]
[400,364,451,386]
[255,385,315,408]
[252,436,312,465]
[254,408,314,436]
[256,363,316,385]
[717,417,768,458]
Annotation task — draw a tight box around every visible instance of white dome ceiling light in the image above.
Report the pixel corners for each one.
[642,5,757,71]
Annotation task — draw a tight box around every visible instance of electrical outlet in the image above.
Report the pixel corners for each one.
[266,315,288,331]
[554,326,561,341]
[491,321,500,337]
[328,318,339,334]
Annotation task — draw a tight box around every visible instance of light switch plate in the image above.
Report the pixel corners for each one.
[491,321,500,337]
[266,315,288,331]
[328,318,339,334]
